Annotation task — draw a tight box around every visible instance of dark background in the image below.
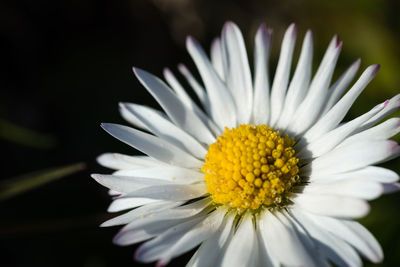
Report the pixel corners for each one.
[1,0,400,266]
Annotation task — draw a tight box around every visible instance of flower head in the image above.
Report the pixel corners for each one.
[93,21,400,266]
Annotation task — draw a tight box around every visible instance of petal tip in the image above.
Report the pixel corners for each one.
[186,35,196,48]
[100,122,112,131]
[132,67,147,79]
[259,23,267,31]
[352,58,361,68]
[371,64,381,75]
[118,102,128,109]
[163,67,172,77]
[305,29,313,38]
[287,23,297,38]
[99,221,110,227]
[156,260,168,267]
[223,21,238,31]
[211,37,221,47]
[134,246,145,261]
[177,63,187,73]
[112,233,125,246]
[91,173,102,182]
[357,201,371,218]
[384,99,390,107]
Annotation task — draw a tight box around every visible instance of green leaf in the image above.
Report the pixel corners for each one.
[0,163,86,201]
[0,118,57,149]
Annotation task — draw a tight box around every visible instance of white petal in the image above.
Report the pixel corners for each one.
[269,23,296,126]
[256,226,278,267]
[292,193,370,218]
[322,58,361,114]
[297,102,384,158]
[125,198,211,231]
[177,63,210,114]
[97,153,164,170]
[163,68,221,136]
[187,212,234,267]
[116,217,199,247]
[341,117,400,148]
[134,216,204,263]
[114,199,211,246]
[186,36,237,128]
[319,35,339,66]
[114,166,203,184]
[309,214,383,263]
[342,220,383,263]
[91,173,171,193]
[382,182,400,194]
[301,64,380,143]
[258,210,317,266]
[101,123,203,168]
[108,189,120,196]
[288,38,342,135]
[252,24,272,125]
[303,178,383,200]
[289,208,363,267]
[222,22,253,124]
[156,209,226,266]
[220,213,258,267]
[119,103,151,131]
[133,68,215,144]
[120,103,207,159]
[358,93,400,131]
[210,38,225,80]
[301,139,400,176]
[101,201,181,227]
[107,198,158,212]
[282,211,330,267]
[122,183,206,201]
[278,29,313,130]
[308,166,399,183]
[163,67,197,110]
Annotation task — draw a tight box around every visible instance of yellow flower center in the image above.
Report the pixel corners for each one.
[202,124,300,212]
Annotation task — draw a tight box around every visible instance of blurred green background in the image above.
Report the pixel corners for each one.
[1,0,399,266]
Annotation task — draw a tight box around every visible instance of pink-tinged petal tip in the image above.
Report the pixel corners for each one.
[351,58,361,68]
[371,64,381,76]
[389,140,400,151]
[382,183,400,194]
[156,260,168,267]
[112,232,126,246]
[118,102,128,109]
[258,23,267,32]
[185,36,196,48]
[134,246,145,261]
[336,41,343,49]
[287,23,297,38]
[163,67,172,77]
[211,37,221,48]
[384,100,390,107]
[223,21,238,30]
[177,63,187,73]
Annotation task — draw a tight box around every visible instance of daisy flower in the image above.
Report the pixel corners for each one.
[93,22,400,266]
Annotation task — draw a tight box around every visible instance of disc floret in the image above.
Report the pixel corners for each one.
[202,124,299,212]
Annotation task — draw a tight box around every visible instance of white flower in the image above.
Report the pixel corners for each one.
[93,22,400,266]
